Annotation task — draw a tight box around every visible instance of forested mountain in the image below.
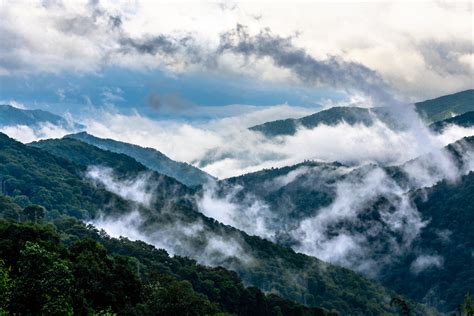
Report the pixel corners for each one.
[0,210,334,315]
[415,89,474,123]
[0,104,83,130]
[429,111,474,132]
[249,89,474,137]
[213,137,474,312]
[65,132,214,186]
[249,107,391,137]
[0,133,431,315]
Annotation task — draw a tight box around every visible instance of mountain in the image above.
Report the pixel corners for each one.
[65,132,214,187]
[249,90,474,137]
[0,104,84,130]
[414,89,474,123]
[429,111,474,132]
[0,133,432,315]
[213,137,474,312]
[249,107,388,137]
[0,207,334,315]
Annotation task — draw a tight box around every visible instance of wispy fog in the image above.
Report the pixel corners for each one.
[86,166,253,268]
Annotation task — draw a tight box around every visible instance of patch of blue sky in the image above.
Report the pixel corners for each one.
[0,67,345,121]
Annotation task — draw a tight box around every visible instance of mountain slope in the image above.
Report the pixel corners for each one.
[249,107,385,137]
[0,104,83,130]
[212,137,474,312]
[414,89,474,123]
[0,210,334,315]
[0,133,430,315]
[65,132,214,186]
[249,90,474,137]
[429,111,474,132]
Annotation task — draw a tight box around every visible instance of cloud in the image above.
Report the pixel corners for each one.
[1,1,471,99]
[197,182,275,240]
[410,255,444,274]
[217,25,399,106]
[82,106,474,179]
[86,166,156,207]
[0,123,71,143]
[85,165,253,267]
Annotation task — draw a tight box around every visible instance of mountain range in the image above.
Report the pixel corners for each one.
[0,89,473,315]
[249,89,474,137]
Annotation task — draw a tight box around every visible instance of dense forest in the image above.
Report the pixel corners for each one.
[0,132,431,315]
[0,213,336,315]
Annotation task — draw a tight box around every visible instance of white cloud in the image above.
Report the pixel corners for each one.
[0,123,70,143]
[410,254,444,274]
[0,0,471,100]
[83,106,474,179]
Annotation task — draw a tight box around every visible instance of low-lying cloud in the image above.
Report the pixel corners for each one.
[83,107,474,179]
[86,165,253,268]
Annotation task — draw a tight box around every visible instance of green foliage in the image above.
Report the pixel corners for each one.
[22,204,45,223]
[10,241,74,315]
[66,132,214,186]
[0,260,13,313]
[0,219,335,315]
[0,132,432,314]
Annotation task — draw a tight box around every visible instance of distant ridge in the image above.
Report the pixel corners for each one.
[249,90,474,137]
[414,89,474,123]
[249,106,391,137]
[0,104,84,129]
[66,132,215,187]
[429,111,474,132]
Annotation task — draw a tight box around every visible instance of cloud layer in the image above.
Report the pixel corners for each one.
[1,1,472,100]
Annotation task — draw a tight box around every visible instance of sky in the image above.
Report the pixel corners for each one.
[0,0,472,121]
[0,0,473,179]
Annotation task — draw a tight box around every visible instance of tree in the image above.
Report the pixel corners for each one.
[10,242,73,315]
[391,297,410,316]
[22,205,45,223]
[0,260,13,313]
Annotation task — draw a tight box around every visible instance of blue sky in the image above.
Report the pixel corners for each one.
[0,1,471,123]
[0,67,344,121]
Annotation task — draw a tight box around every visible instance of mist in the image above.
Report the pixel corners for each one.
[85,165,253,268]
[83,106,474,179]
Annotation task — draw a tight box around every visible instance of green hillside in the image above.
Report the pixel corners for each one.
[0,212,334,315]
[216,137,474,313]
[429,111,474,132]
[249,90,474,137]
[0,133,429,315]
[66,132,214,187]
[415,89,474,123]
[249,107,382,137]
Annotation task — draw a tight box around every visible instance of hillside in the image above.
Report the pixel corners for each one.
[249,90,474,137]
[0,210,334,315]
[0,104,83,130]
[414,89,474,123]
[0,133,429,315]
[429,111,474,132]
[249,107,385,137]
[213,137,474,312]
[65,132,214,187]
